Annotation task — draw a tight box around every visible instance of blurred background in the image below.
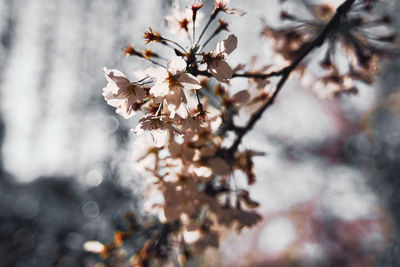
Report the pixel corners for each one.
[1,0,400,266]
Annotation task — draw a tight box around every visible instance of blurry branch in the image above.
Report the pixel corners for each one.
[227,0,356,154]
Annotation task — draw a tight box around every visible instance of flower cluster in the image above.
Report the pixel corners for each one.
[91,0,397,266]
[262,0,398,96]
[98,1,264,265]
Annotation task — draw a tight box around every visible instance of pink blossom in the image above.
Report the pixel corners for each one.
[134,115,180,148]
[209,60,234,83]
[213,0,245,16]
[146,57,201,119]
[207,34,238,83]
[102,68,146,119]
[216,33,237,56]
[165,1,204,39]
[190,0,203,8]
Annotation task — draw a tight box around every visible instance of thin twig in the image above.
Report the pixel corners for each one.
[163,38,188,54]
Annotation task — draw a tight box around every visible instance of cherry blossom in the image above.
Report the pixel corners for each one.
[96,1,397,265]
[134,115,180,148]
[261,0,397,96]
[190,0,203,11]
[203,34,238,83]
[165,1,203,39]
[102,68,146,119]
[213,0,245,16]
[146,56,201,118]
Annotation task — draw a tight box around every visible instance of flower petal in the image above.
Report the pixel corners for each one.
[150,81,169,97]
[165,88,188,119]
[209,60,233,83]
[151,129,169,148]
[145,66,168,80]
[231,90,250,105]
[167,57,187,76]
[178,73,202,90]
[216,34,237,56]
[116,105,135,119]
[175,103,188,119]
[103,67,131,94]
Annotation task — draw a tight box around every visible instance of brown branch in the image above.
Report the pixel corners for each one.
[232,71,283,79]
[227,0,356,154]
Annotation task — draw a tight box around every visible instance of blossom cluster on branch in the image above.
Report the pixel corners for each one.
[85,0,397,266]
[263,0,397,97]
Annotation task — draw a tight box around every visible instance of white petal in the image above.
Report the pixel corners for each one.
[151,129,168,148]
[215,0,229,5]
[193,166,212,178]
[133,69,147,80]
[116,106,135,119]
[216,40,224,55]
[104,67,125,80]
[167,57,187,76]
[102,85,115,99]
[104,68,131,94]
[198,63,207,71]
[178,73,202,90]
[145,67,168,80]
[169,109,176,119]
[103,88,125,108]
[183,230,201,244]
[150,82,169,97]
[133,121,145,135]
[104,97,124,109]
[175,103,188,119]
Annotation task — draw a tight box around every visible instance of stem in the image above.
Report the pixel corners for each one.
[130,52,165,68]
[195,89,203,113]
[148,59,165,68]
[227,0,356,154]
[192,17,196,44]
[163,38,188,54]
[137,76,149,83]
[155,102,163,117]
[196,11,219,47]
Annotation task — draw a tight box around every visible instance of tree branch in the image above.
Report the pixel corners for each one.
[227,0,356,154]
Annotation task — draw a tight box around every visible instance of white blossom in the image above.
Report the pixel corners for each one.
[165,1,204,39]
[207,34,238,83]
[146,57,201,119]
[103,68,146,119]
